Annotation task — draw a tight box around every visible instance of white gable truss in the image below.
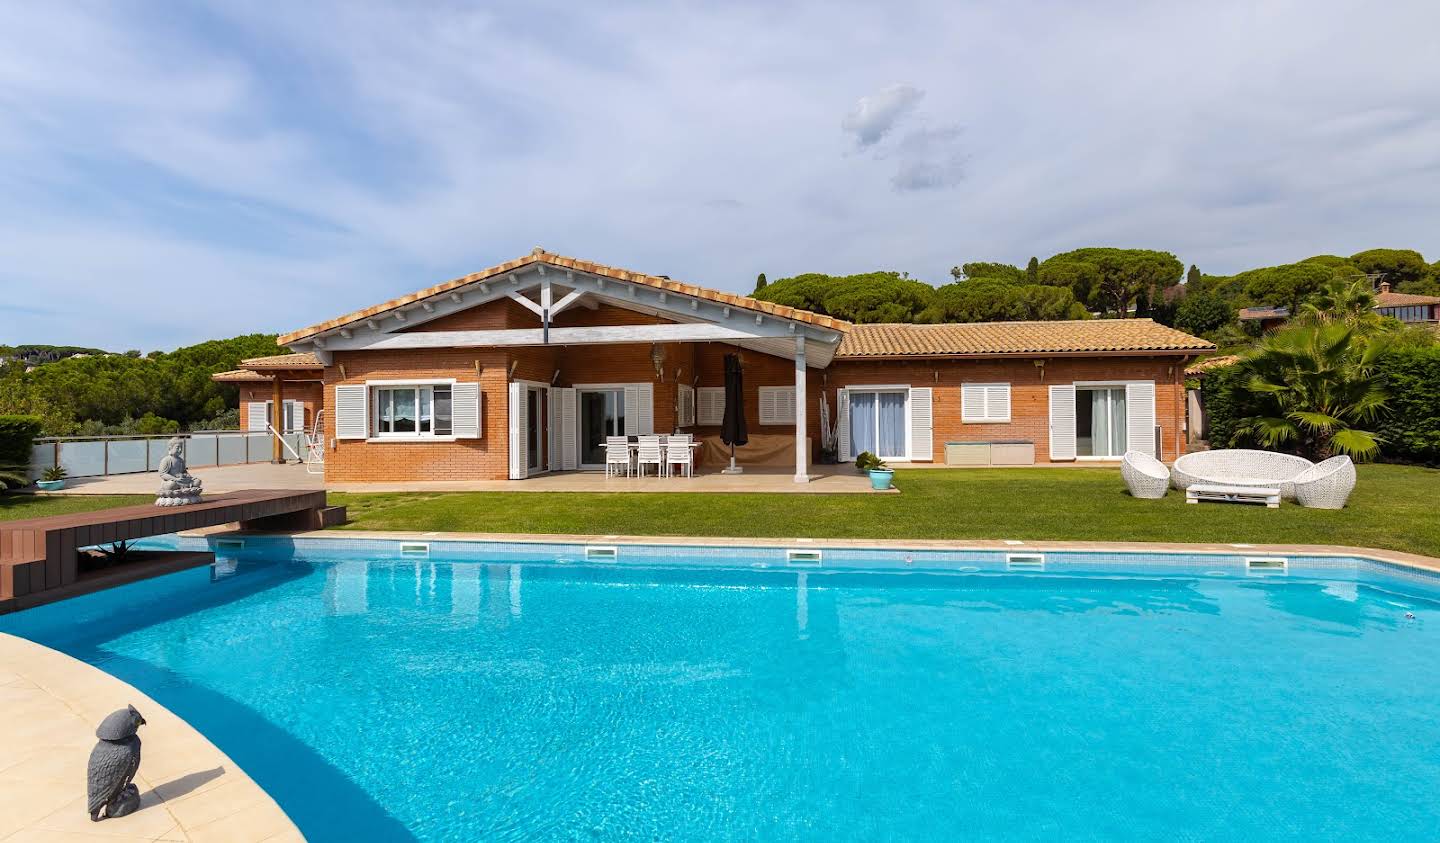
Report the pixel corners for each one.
[288,262,846,367]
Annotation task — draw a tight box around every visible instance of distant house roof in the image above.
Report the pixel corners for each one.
[1237,306,1289,321]
[211,369,268,382]
[1376,290,1440,308]
[1184,354,1241,377]
[833,319,1213,359]
[238,352,323,370]
[278,248,852,345]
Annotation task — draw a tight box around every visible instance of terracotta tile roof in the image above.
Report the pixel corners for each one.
[210,369,268,382]
[239,352,323,369]
[278,249,852,345]
[1185,354,1242,376]
[834,319,1213,359]
[1376,290,1440,307]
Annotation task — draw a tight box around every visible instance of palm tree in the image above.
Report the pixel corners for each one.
[1237,323,1388,460]
[1296,276,1380,328]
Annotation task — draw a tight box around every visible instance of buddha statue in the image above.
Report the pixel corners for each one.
[155,438,202,506]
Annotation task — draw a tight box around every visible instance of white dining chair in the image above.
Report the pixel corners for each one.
[604,436,633,478]
[636,435,665,477]
[665,433,694,478]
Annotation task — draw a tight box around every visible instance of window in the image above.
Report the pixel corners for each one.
[961,383,1011,423]
[374,384,452,437]
[758,386,796,424]
[1076,386,1126,457]
[677,384,696,427]
[848,389,908,460]
[697,387,725,425]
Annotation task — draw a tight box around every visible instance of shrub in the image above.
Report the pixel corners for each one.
[0,415,41,489]
[1375,347,1440,465]
[855,451,887,472]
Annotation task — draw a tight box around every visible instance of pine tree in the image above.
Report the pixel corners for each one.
[754,273,767,293]
[1186,264,1201,286]
[1025,256,1039,285]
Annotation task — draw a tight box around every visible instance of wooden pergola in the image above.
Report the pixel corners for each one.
[211,353,325,463]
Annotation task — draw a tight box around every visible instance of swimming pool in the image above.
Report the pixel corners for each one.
[5,537,1440,841]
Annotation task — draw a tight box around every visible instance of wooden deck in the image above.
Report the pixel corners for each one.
[0,489,330,611]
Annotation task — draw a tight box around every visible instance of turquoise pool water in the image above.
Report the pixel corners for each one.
[5,544,1440,841]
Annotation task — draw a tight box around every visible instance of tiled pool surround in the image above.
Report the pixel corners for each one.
[138,532,1440,595]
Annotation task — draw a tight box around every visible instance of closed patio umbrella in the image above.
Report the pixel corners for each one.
[721,353,747,474]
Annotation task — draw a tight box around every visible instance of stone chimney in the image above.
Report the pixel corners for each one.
[1379,280,1392,294]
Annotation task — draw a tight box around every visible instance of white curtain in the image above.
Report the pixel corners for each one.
[1110,389,1127,456]
[878,392,906,457]
[1091,390,1109,457]
[850,392,876,455]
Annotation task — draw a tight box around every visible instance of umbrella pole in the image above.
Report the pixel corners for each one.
[722,442,743,474]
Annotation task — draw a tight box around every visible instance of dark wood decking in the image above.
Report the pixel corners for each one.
[0,489,328,611]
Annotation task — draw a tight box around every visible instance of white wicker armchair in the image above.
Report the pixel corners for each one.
[1171,449,1314,500]
[1292,455,1357,509]
[1121,451,1170,499]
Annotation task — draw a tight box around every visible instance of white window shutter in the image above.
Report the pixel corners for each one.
[1049,384,1076,461]
[637,384,654,435]
[960,385,985,422]
[452,382,481,439]
[909,387,933,461]
[836,389,850,461]
[547,389,561,471]
[1125,381,1157,457]
[247,401,268,432]
[758,387,796,424]
[987,384,1011,422]
[508,382,527,479]
[334,386,368,440]
[560,387,578,470]
[697,387,725,425]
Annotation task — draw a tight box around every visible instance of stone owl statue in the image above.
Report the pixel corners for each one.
[87,705,146,821]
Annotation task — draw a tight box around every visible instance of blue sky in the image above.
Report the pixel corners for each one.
[3,0,1439,350]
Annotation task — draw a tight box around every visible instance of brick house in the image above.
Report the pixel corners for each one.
[254,249,1210,483]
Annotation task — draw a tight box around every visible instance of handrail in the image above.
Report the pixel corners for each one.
[34,430,246,443]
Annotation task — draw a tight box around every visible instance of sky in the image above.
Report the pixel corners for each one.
[2,0,1439,351]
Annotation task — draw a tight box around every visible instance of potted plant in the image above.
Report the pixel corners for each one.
[36,465,67,491]
[855,451,894,490]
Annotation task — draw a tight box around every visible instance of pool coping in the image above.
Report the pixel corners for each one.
[0,632,302,843]
[184,526,1440,575]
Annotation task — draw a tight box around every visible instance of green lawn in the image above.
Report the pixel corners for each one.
[0,494,151,521]
[330,463,1440,557]
[5,466,1435,557]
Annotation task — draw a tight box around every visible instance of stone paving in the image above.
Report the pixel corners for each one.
[0,633,301,843]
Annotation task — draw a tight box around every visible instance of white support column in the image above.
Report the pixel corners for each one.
[794,335,809,483]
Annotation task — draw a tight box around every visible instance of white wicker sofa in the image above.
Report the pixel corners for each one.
[1292,455,1357,509]
[1121,451,1170,499]
[1171,449,1314,500]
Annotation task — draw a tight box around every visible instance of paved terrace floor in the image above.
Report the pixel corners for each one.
[54,461,887,494]
[0,633,299,842]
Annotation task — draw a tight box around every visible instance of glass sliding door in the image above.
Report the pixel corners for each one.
[1076,386,1127,457]
[848,389,908,460]
[526,386,545,472]
[579,389,626,468]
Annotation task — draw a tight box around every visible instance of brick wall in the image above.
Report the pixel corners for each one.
[826,355,1189,463]
[236,381,324,433]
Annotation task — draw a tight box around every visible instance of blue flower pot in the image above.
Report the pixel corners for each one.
[868,469,894,491]
[36,479,65,491]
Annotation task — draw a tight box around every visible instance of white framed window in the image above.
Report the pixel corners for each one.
[677,384,696,427]
[697,387,725,425]
[961,383,1011,423]
[372,384,453,437]
[758,386,796,424]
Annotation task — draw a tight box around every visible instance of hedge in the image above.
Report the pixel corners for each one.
[1200,348,1440,465]
[0,415,42,481]
[1375,346,1440,465]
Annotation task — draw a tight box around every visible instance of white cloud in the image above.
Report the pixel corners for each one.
[842,83,925,147]
[1,0,1439,350]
